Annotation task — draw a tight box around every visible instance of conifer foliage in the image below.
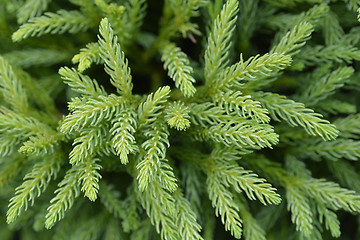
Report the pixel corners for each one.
[1,0,360,239]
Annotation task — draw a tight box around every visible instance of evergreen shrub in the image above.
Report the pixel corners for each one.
[1,0,360,239]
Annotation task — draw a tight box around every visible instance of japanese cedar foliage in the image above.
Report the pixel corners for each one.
[1,0,360,239]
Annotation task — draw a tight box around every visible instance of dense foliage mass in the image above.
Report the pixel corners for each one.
[1,0,360,239]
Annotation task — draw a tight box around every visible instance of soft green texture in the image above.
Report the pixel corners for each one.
[1,0,360,239]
